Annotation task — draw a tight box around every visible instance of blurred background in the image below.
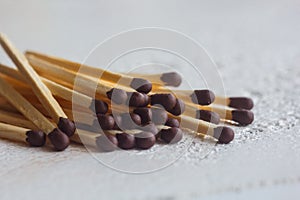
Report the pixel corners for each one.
[0,0,299,199]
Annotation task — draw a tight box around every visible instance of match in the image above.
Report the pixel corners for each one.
[25,51,152,94]
[0,33,76,137]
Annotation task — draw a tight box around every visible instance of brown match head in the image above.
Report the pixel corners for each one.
[150,93,177,111]
[191,89,215,105]
[196,110,220,124]
[116,133,135,149]
[135,131,156,149]
[229,97,254,110]
[165,118,180,128]
[58,117,76,137]
[151,107,168,125]
[160,72,182,87]
[130,78,152,94]
[25,130,46,147]
[106,88,128,104]
[133,107,152,124]
[160,127,183,144]
[213,126,234,144]
[232,109,254,126]
[127,92,148,107]
[119,113,142,130]
[168,99,185,116]
[96,134,118,152]
[112,114,122,130]
[97,114,115,130]
[90,99,108,114]
[48,128,70,151]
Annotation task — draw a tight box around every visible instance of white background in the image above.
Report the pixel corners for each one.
[0,0,300,199]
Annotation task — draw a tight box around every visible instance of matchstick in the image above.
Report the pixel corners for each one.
[0,64,108,114]
[0,77,69,150]
[25,54,147,107]
[25,51,152,94]
[151,88,215,106]
[0,33,75,137]
[213,96,254,110]
[127,72,182,87]
[0,122,46,147]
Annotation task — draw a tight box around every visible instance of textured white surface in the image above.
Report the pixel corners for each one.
[0,0,300,199]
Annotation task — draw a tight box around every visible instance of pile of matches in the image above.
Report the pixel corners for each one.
[0,33,254,152]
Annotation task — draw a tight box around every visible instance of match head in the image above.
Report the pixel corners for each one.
[91,99,108,114]
[229,97,254,110]
[160,72,182,87]
[150,93,177,111]
[165,118,180,128]
[134,131,156,149]
[130,78,152,94]
[168,99,185,116]
[151,107,168,125]
[106,88,128,105]
[116,132,135,149]
[213,126,234,144]
[25,130,46,147]
[96,134,118,152]
[196,110,220,124]
[127,92,147,107]
[119,113,142,130]
[112,114,122,130]
[97,114,115,130]
[48,128,70,151]
[58,117,76,137]
[133,107,152,124]
[191,89,215,105]
[232,109,254,126]
[160,127,183,144]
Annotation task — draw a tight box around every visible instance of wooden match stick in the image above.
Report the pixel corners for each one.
[25,51,152,94]
[185,103,254,126]
[0,76,69,150]
[0,122,47,147]
[0,64,108,114]
[0,33,76,137]
[127,72,182,87]
[25,54,148,107]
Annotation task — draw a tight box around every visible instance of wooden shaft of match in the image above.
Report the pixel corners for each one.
[0,77,55,133]
[0,64,95,110]
[0,34,67,123]
[0,110,38,130]
[26,54,120,96]
[0,122,29,143]
[184,103,231,119]
[25,51,134,85]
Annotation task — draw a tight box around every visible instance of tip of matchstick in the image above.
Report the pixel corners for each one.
[91,99,108,114]
[58,117,76,137]
[229,97,254,110]
[106,88,128,105]
[191,90,215,105]
[159,127,183,144]
[196,110,220,124]
[96,134,118,152]
[133,107,152,124]
[151,107,168,125]
[97,114,115,130]
[160,72,182,87]
[116,132,136,150]
[168,99,185,116]
[130,78,152,94]
[117,113,142,130]
[48,128,70,151]
[232,109,254,126]
[25,130,47,147]
[213,126,234,144]
[150,93,177,111]
[165,118,180,128]
[134,131,156,149]
[127,92,148,107]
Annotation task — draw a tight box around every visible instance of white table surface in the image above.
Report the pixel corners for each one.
[0,0,300,199]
